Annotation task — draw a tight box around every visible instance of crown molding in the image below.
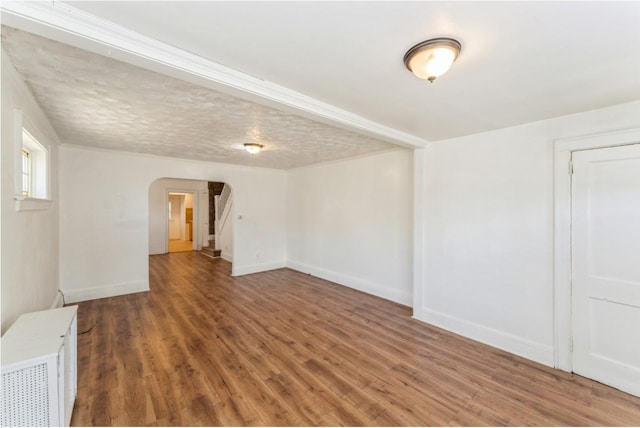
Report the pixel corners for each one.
[1,1,429,149]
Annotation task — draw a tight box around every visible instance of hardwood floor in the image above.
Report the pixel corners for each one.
[168,239,193,253]
[71,252,640,426]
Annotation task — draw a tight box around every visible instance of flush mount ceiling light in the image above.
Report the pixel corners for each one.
[244,143,263,155]
[403,38,462,83]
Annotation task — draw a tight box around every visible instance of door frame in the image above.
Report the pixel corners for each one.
[553,128,640,371]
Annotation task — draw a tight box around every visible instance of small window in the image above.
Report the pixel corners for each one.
[14,111,52,211]
[21,127,48,200]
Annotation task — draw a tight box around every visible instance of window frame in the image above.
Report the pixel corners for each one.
[21,147,31,197]
[14,110,52,211]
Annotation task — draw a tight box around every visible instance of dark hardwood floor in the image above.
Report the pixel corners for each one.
[70,252,640,426]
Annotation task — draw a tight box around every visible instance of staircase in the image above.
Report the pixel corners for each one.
[200,240,221,259]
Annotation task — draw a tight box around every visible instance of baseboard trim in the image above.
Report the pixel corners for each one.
[415,307,554,367]
[232,261,286,276]
[50,292,64,309]
[221,251,233,263]
[62,280,149,303]
[287,260,412,306]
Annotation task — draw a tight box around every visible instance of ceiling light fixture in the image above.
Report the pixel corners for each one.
[244,143,263,155]
[403,38,462,83]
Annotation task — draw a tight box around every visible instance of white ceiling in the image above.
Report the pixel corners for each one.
[1,27,395,169]
[2,1,640,168]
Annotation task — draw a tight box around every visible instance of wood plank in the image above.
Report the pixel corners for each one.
[69,252,640,426]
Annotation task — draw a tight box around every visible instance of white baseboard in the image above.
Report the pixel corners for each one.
[287,260,412,306]
[232,260,286,276]
[50,291,64,309]
[62,280,149,303]
[221,251,233,262]
[415,307,554,367]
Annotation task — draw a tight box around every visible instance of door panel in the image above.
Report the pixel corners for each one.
[571,143,640,397]
[169,194,182,240]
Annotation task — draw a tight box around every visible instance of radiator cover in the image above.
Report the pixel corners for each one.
[1,306,78,427]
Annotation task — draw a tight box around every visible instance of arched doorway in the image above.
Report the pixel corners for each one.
[148,177,233,262]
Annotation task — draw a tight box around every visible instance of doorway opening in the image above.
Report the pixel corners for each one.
[168,192,194,253]
[148,178,233,264]
[201,182,232,260]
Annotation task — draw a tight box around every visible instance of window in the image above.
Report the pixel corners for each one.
[21,128,48,199]
[14,110,51,211]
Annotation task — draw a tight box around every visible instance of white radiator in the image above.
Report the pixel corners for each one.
[1,306,78,427]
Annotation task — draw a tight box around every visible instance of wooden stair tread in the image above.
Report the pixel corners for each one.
[200,243,222,258]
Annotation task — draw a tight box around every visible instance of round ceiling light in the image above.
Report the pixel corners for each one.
[403,38,462,83]
[244,143,263,155]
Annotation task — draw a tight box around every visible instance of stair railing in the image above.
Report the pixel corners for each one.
[219,184,231,217]
[215,185,232,249]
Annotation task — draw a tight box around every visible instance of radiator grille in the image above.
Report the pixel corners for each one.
[1,363,50,427]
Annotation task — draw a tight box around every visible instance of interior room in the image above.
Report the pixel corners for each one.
[1,1,639,426]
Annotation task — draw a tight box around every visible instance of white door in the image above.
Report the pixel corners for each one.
[168,194,183,240]
[571,143,640,397]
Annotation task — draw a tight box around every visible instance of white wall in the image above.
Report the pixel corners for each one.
[1,51,61,333]
[149,179,207,254]
[287,149,413,305]
[59,146,287,303]
[415,100,640,366]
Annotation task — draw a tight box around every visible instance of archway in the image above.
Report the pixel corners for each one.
[148,177,233,262]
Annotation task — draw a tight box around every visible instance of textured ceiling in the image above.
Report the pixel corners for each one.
[1,27,397,170]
